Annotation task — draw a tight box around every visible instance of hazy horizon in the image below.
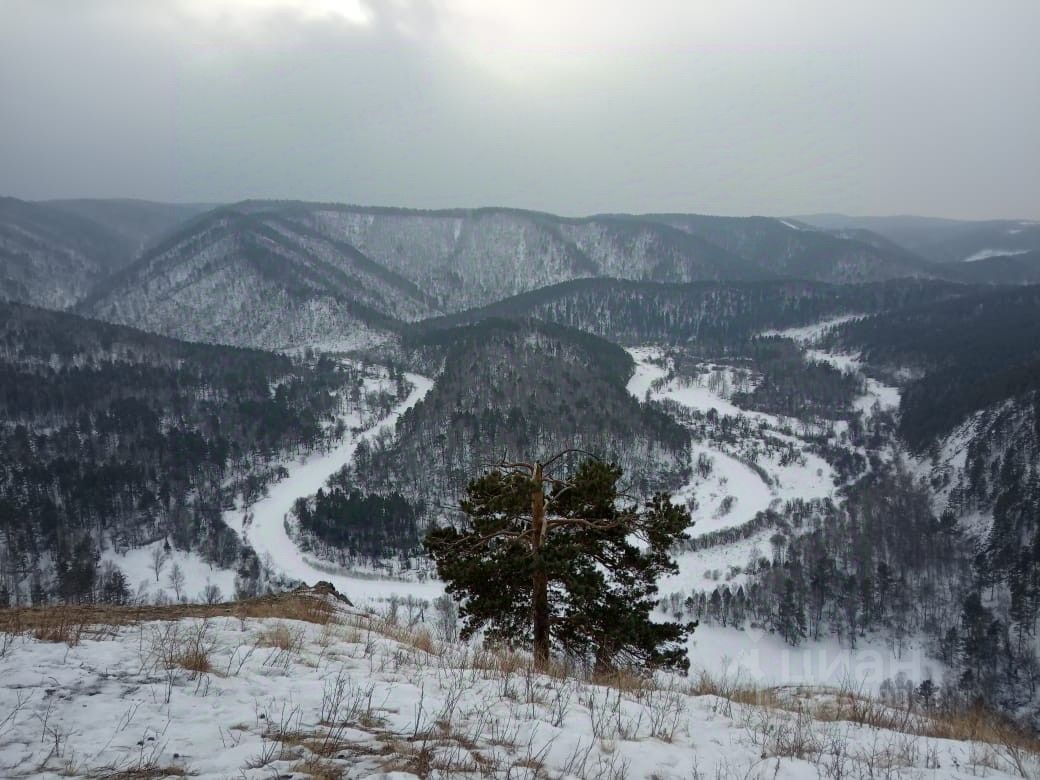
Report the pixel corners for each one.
[11,195,1036,224]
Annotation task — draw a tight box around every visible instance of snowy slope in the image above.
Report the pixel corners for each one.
[80,210,418,351]
[0,594,1028,779]
[765,317,901,415]
[963,248,1031,263]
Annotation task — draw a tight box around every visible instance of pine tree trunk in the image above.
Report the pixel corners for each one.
[531,462,550,670]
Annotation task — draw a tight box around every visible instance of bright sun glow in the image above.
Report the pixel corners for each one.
[431,1,735,85]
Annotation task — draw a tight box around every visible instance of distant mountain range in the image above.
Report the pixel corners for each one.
[4,196,1040,349]
[796,213,1040,264]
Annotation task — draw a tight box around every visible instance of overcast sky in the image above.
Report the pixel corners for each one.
[1,1,1038,219]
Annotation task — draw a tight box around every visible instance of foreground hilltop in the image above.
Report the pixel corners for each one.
[0,586,1036,779]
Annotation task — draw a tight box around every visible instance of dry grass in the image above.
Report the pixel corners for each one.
[174,629,213,675]
[588,667,657,695]
[464,643,576,682]
[290,757,343,780]
[149,620,216,677]
[691,670,1040,762]
[256,622,303,652]
[87,767,190,779]
[360,616,439,656]
[0,586,337,646]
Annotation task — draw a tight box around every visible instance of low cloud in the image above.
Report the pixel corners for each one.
[1,0,1037,218]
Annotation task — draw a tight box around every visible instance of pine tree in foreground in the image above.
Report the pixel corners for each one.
[424,454,695,672]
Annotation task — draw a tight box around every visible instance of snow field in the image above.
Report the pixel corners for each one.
[767,318,901,415]
[625,345,837,599]
[95,360,434,610]
[0,601,1027,779]
[100,541,238,606]
[687,623,943,691]
[626,349,837,535]
[962,248,1031,263]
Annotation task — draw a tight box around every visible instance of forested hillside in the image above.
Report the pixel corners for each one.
[416,278,972,348]
[43,198,212,259]
[763,285,1040,721]
[0,197,130,309]
[940,251,1040,285]
[0,303,369,604]
[345,319,691,525]
[233,202,995,310]
[679,463,994,700]
[796,214,1040,264]
[825,284,1040,447]
[642,213,939,283]
[7,196,1036,338]
[80,209,429,350]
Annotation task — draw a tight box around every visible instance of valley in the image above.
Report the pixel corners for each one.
[5,4,1039,774]
[178,313,941,695]
[3,197,1040,746]
[226,368,440,603]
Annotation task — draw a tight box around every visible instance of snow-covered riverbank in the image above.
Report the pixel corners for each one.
[226,371,444,605]
[625,329,946,691]
[625,347,835,541]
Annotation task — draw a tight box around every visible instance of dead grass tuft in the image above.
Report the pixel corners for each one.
[362,616,439,656]
[149,620,216,677]
[689,669,780,708]
[290,757,342,780]
[87,767,190,779]
[256,622,303,653]
[588,667,655,695]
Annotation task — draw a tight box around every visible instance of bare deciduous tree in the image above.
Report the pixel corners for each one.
[150,545,168,583]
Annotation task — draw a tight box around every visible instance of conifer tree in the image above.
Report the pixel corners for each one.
[424,454,694,672]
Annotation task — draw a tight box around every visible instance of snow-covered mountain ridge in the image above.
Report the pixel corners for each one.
[79,210,433,350]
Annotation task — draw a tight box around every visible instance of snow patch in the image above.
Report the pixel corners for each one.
[101,542,238,605]
[963,248,1030,263]
[689,623,943,691]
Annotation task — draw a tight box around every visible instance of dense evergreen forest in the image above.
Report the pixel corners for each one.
[826,284,1040,447]
[415,278,973,348]
[292,486,424,571]
[0,303,367,604]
